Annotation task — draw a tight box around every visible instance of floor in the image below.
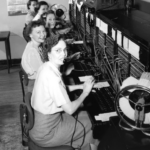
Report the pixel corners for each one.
[0,66,27,150]
[0,66,23,125]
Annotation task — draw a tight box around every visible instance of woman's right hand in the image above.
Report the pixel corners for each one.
[83,76,95,95]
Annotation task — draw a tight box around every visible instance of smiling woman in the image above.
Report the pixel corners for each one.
[33,1,49,21]
[21,20,47,92]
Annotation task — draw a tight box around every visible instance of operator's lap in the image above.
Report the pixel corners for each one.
[30,110,94,148]
[52,111,93,147]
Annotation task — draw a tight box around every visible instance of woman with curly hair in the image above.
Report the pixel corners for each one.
[45,10,72,38]
[29,35,99,150]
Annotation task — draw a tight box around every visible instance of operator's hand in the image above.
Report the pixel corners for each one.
[63,63,74,76]
[59,27,71,34]
[71,52,81,60]
[65,38,74,44]
[83,76,95,95]
[65,27,72,33]
[65,52,81,62]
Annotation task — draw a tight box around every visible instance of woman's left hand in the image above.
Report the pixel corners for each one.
[58,27,71,35]
[65,52,81,62]
[64,63,74,76]
[71,52,81,60]
[65,39,74,44]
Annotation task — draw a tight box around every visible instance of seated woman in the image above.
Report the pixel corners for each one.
[45,10,72,39]
[25,0,38,25]
[44,10,59,39]
[33,1,49,22]
[21,20,47,92]
[29,35,99,150]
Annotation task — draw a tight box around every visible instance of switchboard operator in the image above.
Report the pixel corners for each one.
[29,35,99,150]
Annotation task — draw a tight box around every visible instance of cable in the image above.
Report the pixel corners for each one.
[114,59,121,91]
[114,58,132,87]
[73,69,101,77]
[70,113,78,149]
[98,44,120,92]
[102,46,114,77]
[102,44,128,91]
[70,111,86,150]
[79,61,98,68]
[76,118,86,148]
[73,63,101,77]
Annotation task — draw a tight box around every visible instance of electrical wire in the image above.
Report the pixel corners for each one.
[73,60,102,77]
[99,44,122,92]
[114,58,131,84]
[70,113,78,149]
[70,111,86,150]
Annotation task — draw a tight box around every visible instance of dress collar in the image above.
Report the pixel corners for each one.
[47,62,62,77]
[33,13,41,21]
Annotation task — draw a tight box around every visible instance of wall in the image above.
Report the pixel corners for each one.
[0,0,69,60]
[134,0,150,14]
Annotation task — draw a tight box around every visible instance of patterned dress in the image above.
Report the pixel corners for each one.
[21,41,44,91]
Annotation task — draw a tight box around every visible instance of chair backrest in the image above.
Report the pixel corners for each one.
[19,66,29,102]
[19,70,25,101]
[20,65,29,86]
[24,92,34,131]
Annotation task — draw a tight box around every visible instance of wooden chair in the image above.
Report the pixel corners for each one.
[19,67,29,102]
[20,92,74,150]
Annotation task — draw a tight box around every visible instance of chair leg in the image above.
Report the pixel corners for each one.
[20,104,29,147]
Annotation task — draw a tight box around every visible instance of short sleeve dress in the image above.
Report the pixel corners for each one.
[21,41,44,91]
[29,62,98,150]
